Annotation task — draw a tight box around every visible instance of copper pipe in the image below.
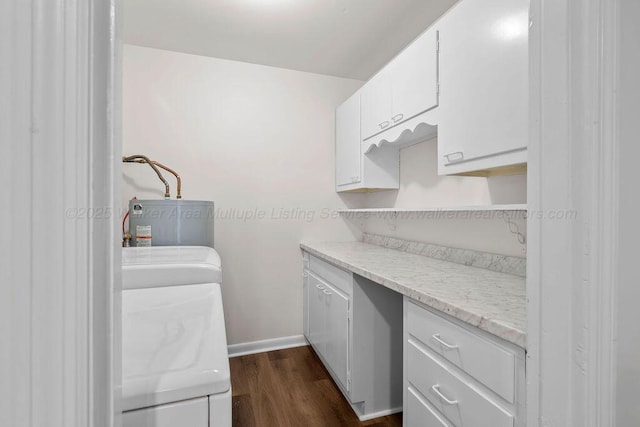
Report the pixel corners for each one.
[122,155,171,198]
[132,160,182,199]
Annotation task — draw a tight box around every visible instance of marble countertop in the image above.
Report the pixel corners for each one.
[300,241,526,348]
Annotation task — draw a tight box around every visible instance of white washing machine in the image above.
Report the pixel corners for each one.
[121,246,231,427]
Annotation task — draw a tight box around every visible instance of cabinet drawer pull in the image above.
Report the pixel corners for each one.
[443,152,464,163]
[431,384,458,405]
[392,113,404,123]
[379,121,390,129]
[432,334,459,350]
[315,284,325,290]
[322,289,332,295]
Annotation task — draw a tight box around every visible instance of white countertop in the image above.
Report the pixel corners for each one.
[300,241,526,348]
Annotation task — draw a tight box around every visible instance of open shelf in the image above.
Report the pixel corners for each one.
[337,204,527,214]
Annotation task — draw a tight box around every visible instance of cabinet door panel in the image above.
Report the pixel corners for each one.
[324,282,350,391]
[360,68,391,141]
[438,0,528,166]
[303,270,309,338]
[391,27,439,125]
[307,274,325,358]
[336,92,361,188]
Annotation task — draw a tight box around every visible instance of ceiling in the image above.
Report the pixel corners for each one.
[123,0,458,81]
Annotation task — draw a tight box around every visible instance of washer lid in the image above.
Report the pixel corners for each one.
[122,246,221,289]
[122,283,230,412]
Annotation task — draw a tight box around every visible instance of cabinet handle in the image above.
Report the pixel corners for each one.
[431,334,459,350]
[443,152,464,163]
[431,384,458,405]
[322,289,332,295]
[315,284,325,290]
[379,121,390,129]
[392,113,404,123]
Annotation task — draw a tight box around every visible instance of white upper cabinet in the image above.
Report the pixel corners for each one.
[437,0,529,174]
[335,92,362,188]
[335,89,399,193]
[360,68,392,141]
[336,0,530,190]
[360,26,439,145]
[390,28,439,127]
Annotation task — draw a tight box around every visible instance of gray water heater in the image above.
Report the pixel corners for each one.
[128,199,214,247]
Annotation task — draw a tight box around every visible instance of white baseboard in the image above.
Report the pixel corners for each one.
[357,407,403,422]
[228,335,308,358]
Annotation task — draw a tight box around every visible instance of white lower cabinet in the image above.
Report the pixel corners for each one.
[302,270,309,338]
[307,271,349,390]
[302,252,403,420]
[324,284,349,389]
[403,297,525,427]
[307,272,327,358]
[303,253,525,424]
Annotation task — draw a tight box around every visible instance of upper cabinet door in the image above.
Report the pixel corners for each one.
[391,27,439,126]
[335,92,361,189]
[360,68,392,141]
[438,0,528,167]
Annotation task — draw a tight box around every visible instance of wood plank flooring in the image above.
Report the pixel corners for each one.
[230,345,402,427]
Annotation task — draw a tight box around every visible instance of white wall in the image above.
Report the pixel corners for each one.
[122,44,526,346]
[346,140,528,257]
[122,45,363,345]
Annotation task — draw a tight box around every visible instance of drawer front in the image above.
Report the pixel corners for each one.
[407,340,514,427]
[309,255,352,295]
[406,386,452,427]
[407,300,515,402]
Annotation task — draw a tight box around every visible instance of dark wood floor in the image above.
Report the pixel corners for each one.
[230,345,402,427]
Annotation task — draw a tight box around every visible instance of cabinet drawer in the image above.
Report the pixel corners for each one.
[407,340,513,427]
[406,386,452,427]
[407,300,515,402]
[309,255,352,295]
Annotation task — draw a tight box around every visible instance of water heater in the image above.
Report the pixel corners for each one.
[128,199,214,247]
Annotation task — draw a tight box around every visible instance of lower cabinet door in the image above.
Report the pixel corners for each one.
[303,270,309,338]
[308,273,325,357]
[323,281,350,392]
